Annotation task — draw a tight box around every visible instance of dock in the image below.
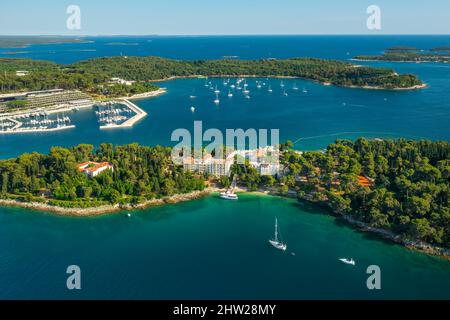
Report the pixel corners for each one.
[99,99,147,129]
[0,124,75,134]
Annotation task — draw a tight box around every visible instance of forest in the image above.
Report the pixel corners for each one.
[0,143,205,208]
[0,56,423,96]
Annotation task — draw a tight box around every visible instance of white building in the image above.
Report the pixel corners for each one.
[183,154,234,177]
[15,70,29,77]
[110,77,135,86]
[182,146,280,177]
[77,161,114,178]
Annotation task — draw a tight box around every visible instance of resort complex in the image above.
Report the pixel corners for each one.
[183,146,280,177]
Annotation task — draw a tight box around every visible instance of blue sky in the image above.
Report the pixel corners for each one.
[1,0,449,35]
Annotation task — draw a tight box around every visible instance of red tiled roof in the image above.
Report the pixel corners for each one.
[358,175,373,187]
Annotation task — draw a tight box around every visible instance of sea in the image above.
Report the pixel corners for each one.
[0,36,449,299]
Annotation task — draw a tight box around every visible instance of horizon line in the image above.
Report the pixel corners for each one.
[1,34,450,37]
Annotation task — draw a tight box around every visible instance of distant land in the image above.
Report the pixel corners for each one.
[0,55,425,102]
[0,36,91,48]
[354,46,450,63]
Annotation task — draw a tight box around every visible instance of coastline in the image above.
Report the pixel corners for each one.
[0,187,217,217]
[118,88,167,101]
[0,124,75,135]
[351,58,449,64]
[1,186,448,259]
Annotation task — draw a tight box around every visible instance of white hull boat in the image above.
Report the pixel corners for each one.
[269,218,287,251]
[339,258,355,265]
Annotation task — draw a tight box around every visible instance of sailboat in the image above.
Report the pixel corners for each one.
[227,89,233,97]
[269,218,287,251]
[214,85,220,94]
[242,79,250,94]
[268,85,273,93]
[220,175,238,200]
[280,80,285,87]
[190,106,196,112]
[282,88,288,96]
[292,82,299,90]
[214,92,220,104]
[302,87,308,93]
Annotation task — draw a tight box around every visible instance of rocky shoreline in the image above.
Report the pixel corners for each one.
[0,188,217,217]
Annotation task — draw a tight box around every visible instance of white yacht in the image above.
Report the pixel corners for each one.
[220,176,238,200]
[339,258,355,265]
[219,191,238,200]
[269,218,287,251]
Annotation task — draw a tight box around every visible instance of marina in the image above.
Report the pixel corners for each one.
[0,111,75,134]
[97,99,147,129]
[0,90,91,134]
[0,89,154,134]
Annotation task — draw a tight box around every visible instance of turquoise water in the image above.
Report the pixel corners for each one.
[0,36,449,299]
[0,194,449,299]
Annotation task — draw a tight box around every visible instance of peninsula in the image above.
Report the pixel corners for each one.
[0,56,424,98]
[0,138,448,257]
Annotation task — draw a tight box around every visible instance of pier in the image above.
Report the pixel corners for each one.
[99,99,147,129]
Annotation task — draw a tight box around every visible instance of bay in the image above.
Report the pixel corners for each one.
[1,194,449,299]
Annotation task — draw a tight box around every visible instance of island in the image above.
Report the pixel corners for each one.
[0,36,91,49]
[0,138,448,258]
[0,56,425,98]
[354,46,450,63]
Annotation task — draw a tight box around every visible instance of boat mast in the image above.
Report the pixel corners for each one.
[274,218,278,242]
